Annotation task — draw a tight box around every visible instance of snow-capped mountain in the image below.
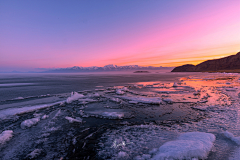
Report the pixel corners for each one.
[44,65,173,73]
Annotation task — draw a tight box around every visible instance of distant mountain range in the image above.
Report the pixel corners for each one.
[44,65,173,73]
[172,51,240,72]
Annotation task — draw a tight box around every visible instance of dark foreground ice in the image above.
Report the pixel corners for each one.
[1,72,240,160]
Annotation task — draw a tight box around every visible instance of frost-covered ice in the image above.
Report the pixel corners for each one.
[152,132,215,160]
[20,117,40,129]
[66,92,84,103]
[98,125,179,160]
[0,130,13,145]
[65,116,82,123]
[2,73,240,159]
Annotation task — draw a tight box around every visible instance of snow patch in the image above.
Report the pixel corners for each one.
[152,132,215,160]
[0,130,13,145]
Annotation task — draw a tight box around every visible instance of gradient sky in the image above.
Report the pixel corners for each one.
[0,0,240,72]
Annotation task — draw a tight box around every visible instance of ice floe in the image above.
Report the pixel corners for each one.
[152,132,215,160]
[0,130,13,145]
[20,117,40,129]
[66,92,84,103]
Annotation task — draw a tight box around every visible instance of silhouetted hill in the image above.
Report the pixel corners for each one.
[171,51,240,72]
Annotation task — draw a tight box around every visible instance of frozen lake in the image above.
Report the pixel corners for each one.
[1,71,240,160]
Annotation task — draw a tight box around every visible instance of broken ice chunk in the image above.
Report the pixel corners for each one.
[162,98,173,104]
[129,101,138,104]
[118,96,162,104]
[173,82,178,87]
[26,149,43,159]
[66,92,84,103]
[102,112,124,119]
[152,132,215,160]
[0,130,13,145]
[21,117,40,129]
[116,89,125,95]
[65,116,82,123]
[41,114,49,119]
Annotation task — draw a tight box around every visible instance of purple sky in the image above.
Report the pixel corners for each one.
[0,0,240,72]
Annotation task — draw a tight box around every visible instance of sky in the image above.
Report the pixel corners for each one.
[0,0,240,72]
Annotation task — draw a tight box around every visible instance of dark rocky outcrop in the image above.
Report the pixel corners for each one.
[172,51,240,72]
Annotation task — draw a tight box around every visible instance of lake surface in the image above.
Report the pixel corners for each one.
[1,71,240,160]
